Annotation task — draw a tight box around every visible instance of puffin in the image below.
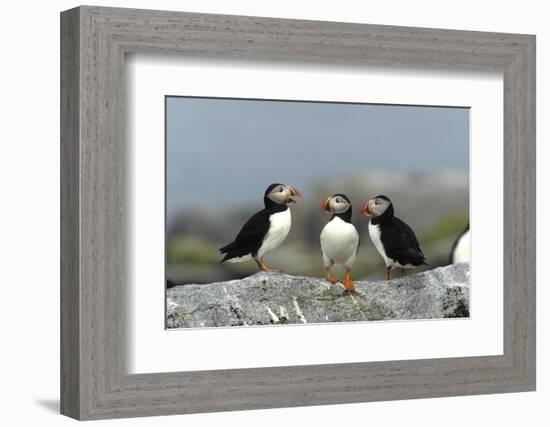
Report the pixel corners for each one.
[359,195,426,280]
[450,224,470,264]
[219,183,302,272]
[319,194,360,291]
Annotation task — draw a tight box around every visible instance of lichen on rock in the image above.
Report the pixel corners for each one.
[166,263,470,328]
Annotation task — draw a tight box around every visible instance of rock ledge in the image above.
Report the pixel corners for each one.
[167,263,470,328]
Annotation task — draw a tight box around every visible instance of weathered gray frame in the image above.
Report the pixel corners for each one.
[60,5,536,420]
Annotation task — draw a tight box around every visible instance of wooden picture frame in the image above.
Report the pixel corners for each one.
[60,5,536,420]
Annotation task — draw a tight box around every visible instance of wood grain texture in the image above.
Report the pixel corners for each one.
[60,7,80,419]
[60,6,536,420]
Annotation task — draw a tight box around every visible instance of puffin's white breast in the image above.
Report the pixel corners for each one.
[452,230,470,263]
[369,222,392,267]
[257,209,291,258]
[320,217,359,264]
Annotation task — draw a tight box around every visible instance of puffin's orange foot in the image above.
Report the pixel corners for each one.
[326,275,338,284]
[256,259,279,273]
[342,277,356,292]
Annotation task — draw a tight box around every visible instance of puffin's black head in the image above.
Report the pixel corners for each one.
[319,193,352,214]
[359,194,393,218]
[264,183,302,206]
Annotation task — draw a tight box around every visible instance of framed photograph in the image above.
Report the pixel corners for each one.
[163,95,471,330]
[61,6,535,420]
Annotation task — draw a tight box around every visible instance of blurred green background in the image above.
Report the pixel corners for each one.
[167,172,468,283]
[166,97,469,284]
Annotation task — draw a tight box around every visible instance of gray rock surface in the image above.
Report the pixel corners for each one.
[166,263,470,328]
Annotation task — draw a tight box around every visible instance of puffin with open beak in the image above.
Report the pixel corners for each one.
[359,195,426,280]
[219,183,302,272]
[319,194,360,291]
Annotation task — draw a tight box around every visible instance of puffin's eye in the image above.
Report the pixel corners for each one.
[279,187,284,192]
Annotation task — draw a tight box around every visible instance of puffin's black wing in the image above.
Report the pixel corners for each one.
[219,209,270,262]
[381,217,426,266]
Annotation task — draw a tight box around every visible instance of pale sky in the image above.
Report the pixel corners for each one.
[166,96,469,222]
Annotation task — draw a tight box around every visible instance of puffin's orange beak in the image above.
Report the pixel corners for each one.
[286,186,302,204]
[319,196,331,212]
[290,186,302,198]
[359,201,371,217]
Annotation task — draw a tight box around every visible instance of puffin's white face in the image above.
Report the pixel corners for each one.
[320,195,351,214]
[361,197,391,217]
[266,184,302,205]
